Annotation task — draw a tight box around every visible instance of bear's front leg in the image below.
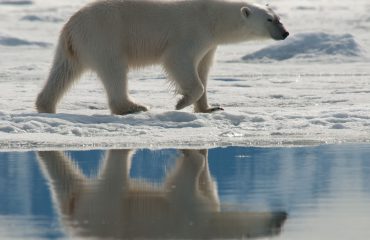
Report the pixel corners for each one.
[164,57,205,110]
[194,48,224,113]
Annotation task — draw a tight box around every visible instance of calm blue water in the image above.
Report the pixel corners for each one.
[1,144,370,239]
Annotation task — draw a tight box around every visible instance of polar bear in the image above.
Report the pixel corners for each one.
[36,0,289,114]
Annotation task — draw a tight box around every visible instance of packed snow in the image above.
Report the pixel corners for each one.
[0,0,370,150]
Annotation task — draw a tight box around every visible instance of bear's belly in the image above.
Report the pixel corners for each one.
[125,38,168,67]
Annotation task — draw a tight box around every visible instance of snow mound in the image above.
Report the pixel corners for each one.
[0,35,50,47]
[242,32,364,62]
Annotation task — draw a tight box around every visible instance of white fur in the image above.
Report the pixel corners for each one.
[36,0,288,114]
[37,149,287,238]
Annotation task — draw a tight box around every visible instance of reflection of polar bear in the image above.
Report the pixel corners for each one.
[36,0,289,114]
[37,149,287,239]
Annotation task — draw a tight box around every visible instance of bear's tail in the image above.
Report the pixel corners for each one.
[36,26,83,113]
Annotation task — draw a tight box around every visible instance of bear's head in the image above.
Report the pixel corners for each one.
[240,4,289,41]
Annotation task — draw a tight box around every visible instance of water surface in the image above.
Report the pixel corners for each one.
[1,144,370,239]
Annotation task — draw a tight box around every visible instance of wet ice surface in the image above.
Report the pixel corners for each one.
[0,0,370,149]
[1,144,370,239]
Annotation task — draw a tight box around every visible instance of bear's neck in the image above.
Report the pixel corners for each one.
[206,0,254,45]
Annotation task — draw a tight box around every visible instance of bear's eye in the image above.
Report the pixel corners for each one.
[267,19,273,22]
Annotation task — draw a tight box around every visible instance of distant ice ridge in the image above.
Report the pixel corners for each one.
[0,0,32,5]
[0,34,50,47]
[20,15,63,23]
[243,32,364,62]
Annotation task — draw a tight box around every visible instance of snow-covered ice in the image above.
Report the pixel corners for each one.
[0,0,369,150]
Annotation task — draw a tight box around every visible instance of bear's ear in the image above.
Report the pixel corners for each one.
[241,7,251,18]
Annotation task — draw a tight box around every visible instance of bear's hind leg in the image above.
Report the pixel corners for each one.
[164,58,205,110]
[194,48,223,113]
[36,49,83,113]
[96,59,147,115]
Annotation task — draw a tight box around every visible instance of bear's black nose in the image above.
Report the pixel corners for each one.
[282,32,289,39]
